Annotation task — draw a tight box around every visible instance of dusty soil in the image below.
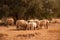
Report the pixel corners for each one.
[0,23,60,40]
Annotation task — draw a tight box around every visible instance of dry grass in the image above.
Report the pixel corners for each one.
[0,22,60,40]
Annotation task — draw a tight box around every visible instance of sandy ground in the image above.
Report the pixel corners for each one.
[0,23,60,40]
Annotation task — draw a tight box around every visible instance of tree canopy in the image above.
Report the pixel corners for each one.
[0,0,60,20]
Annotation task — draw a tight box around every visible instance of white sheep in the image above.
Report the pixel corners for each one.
[27,19,37,30]
[0,20,3,25]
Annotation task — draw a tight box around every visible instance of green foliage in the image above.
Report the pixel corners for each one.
[0,0,60,20]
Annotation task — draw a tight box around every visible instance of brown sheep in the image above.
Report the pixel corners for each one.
[39,19,49,29]
[16,20,28,30]
[6,17,14,26]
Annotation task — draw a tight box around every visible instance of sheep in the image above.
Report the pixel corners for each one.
[0,20,3,25]
[39,19,49,29]
[0,19,6,26]
[1,17,7,26]
[27,20,37,30]
[6,17,14,26]
[33,19,40,29]
[16,20,28,30]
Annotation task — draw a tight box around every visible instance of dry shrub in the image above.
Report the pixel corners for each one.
[13,34,35,40]
[48,29,60,33]
[0,33,8,40]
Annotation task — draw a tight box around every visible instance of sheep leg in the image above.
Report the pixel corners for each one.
[17,26,20,30]
[34,27,35,30]
[45,23,48,29]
